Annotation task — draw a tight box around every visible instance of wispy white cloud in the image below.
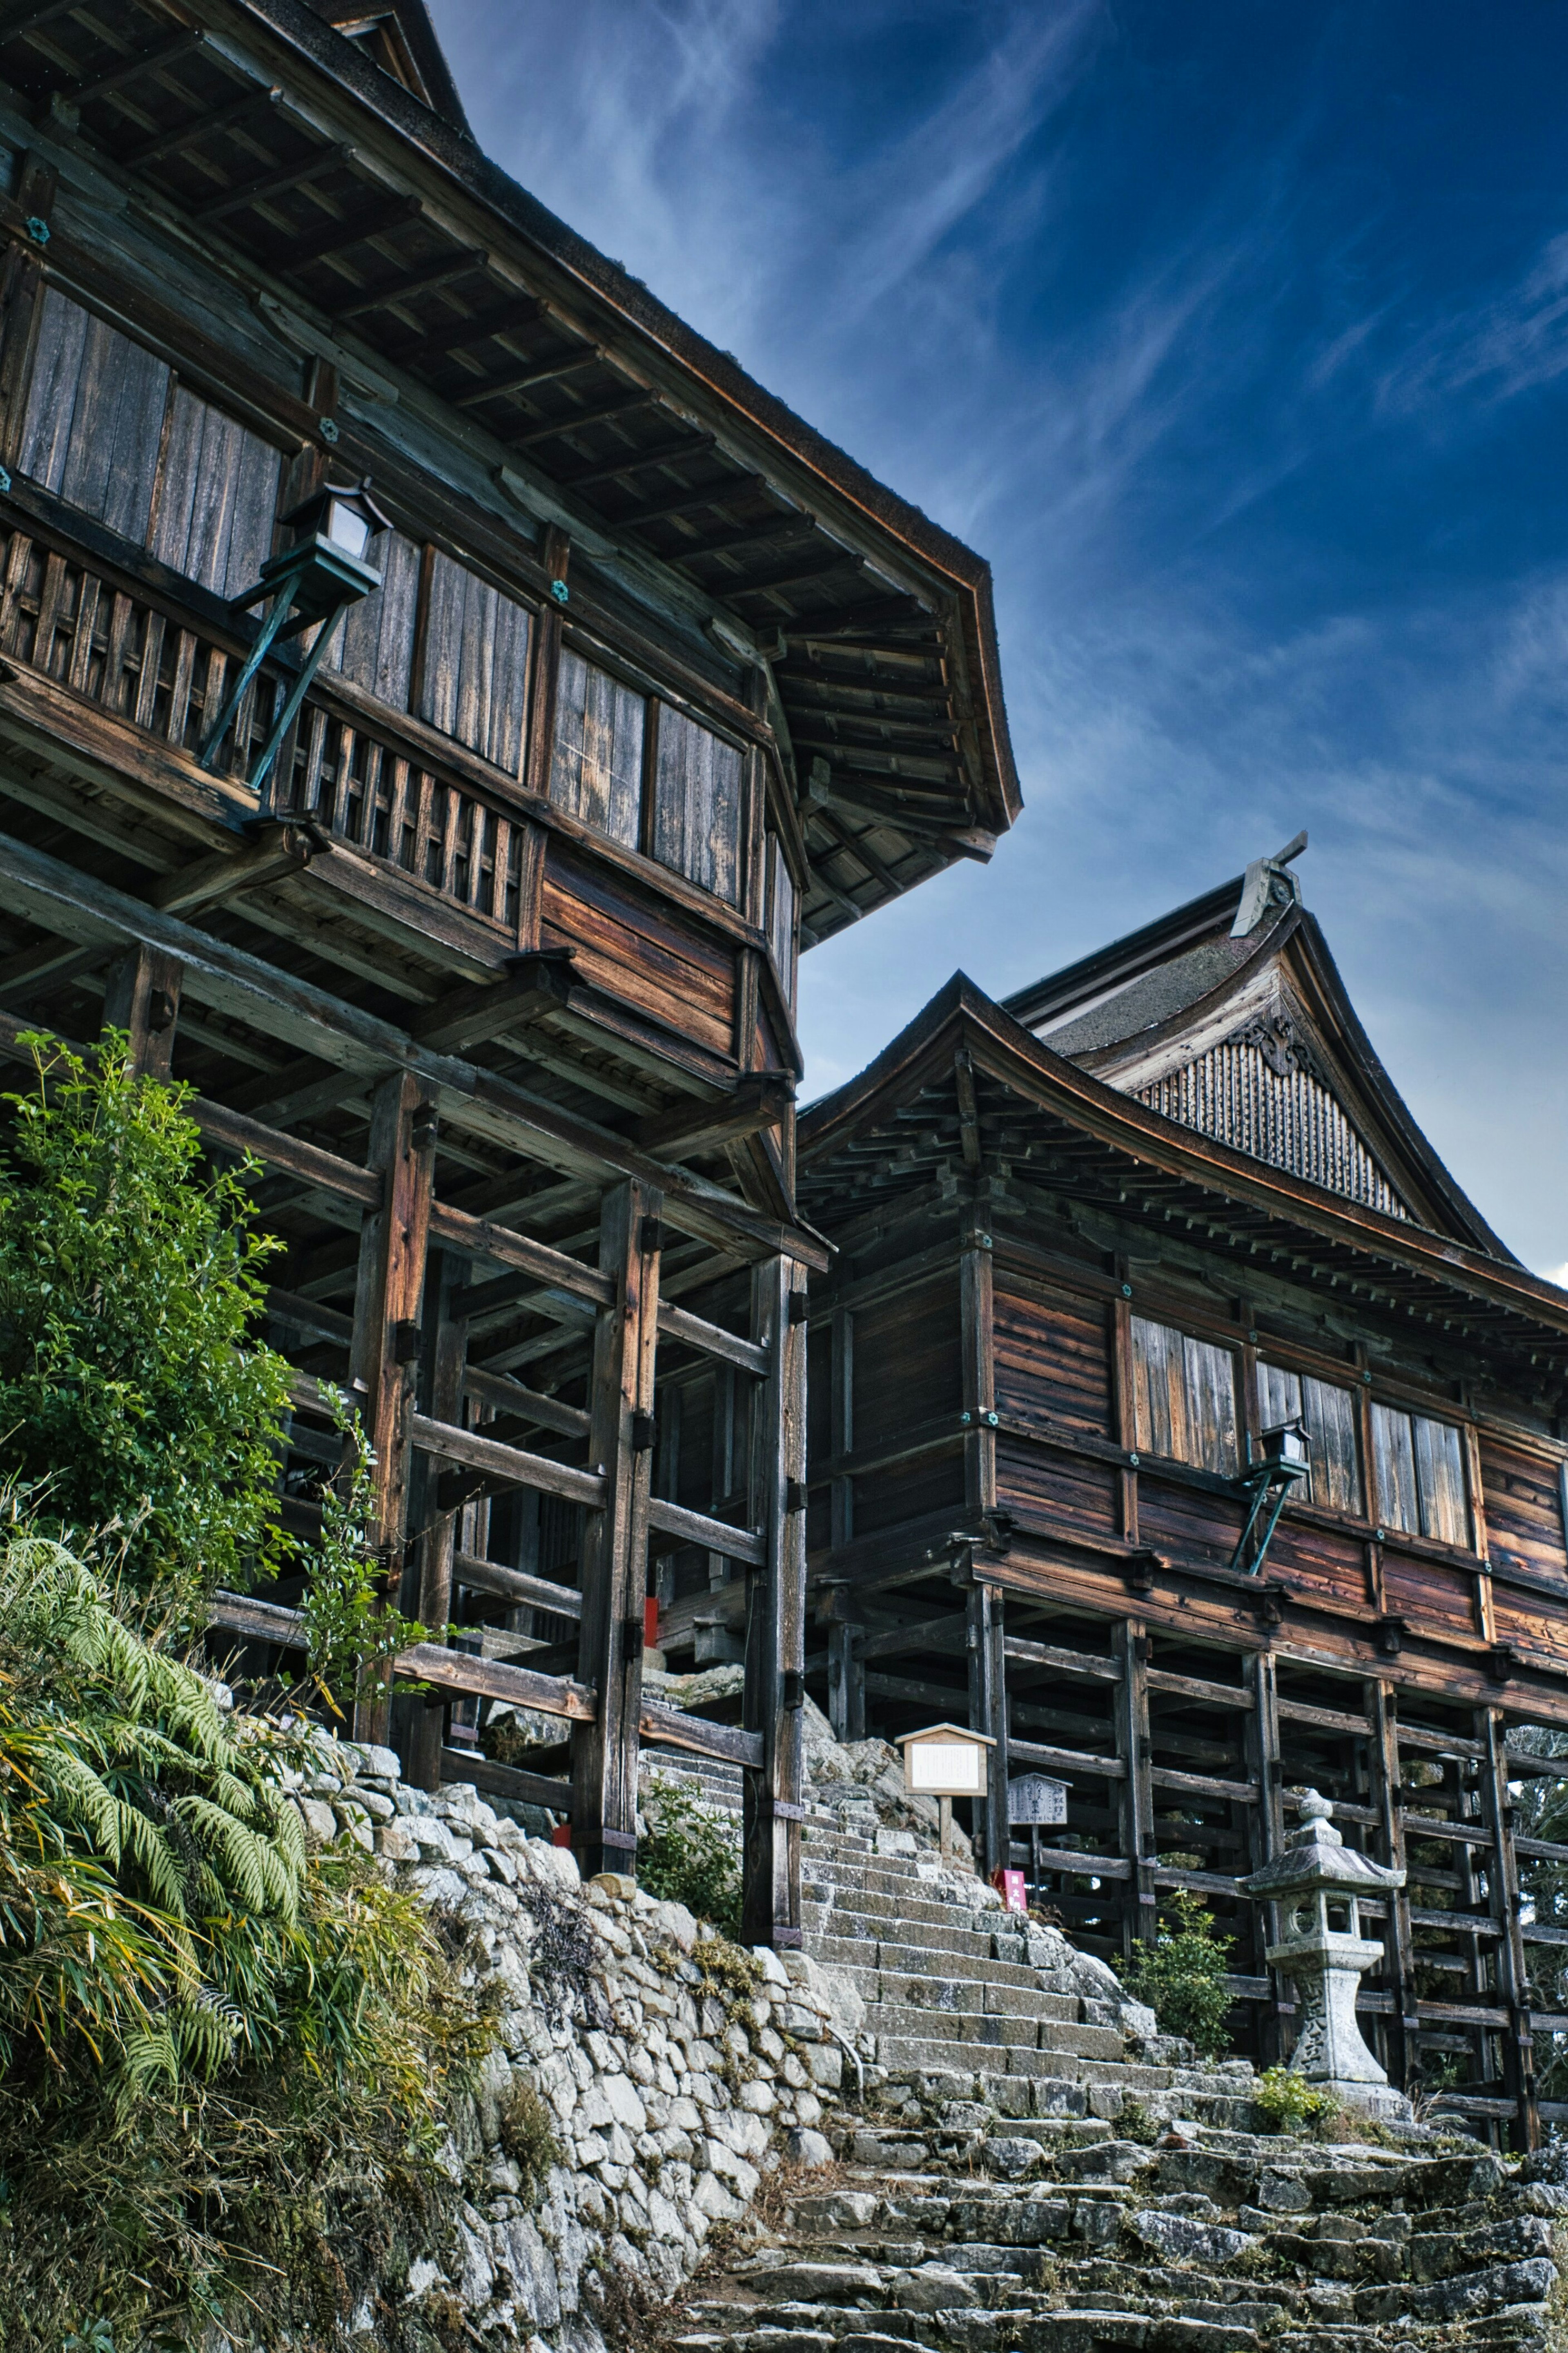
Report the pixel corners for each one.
[429,0,1568,1268]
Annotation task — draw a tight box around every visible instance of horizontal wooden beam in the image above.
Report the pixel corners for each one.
[1008,1734,1127,1782]
[428,1199,614,1306]
[0,831,826,1268]
[646,1496,766,1568]
[1009,1844,1131,1880]
[639,1700,762,1769]
[439,1747,570,1811]
[452,1551,584,1617]
[462,1364,592,1442]
[633,1071,794,1160]
[266,1286,353,1345]
[192,1096,381,1206]
[205,1589,597,1721]
[409,1413,604,1509]
[412,952,576,1053]
[655,1300,768,1375]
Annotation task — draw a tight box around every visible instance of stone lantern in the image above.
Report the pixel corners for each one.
[1240,1790,1412,2120]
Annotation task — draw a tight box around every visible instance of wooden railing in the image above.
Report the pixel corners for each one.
[0,519,524,937]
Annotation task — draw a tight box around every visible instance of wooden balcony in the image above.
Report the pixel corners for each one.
[0,488,800,1126]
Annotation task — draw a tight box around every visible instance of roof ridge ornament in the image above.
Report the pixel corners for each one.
[1231,827,1308,937]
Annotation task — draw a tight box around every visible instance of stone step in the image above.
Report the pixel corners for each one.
[827,1964,1082,2018]
[866,2005,1125,2058]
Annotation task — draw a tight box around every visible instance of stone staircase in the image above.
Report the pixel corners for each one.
[646,1808,1564,2352]
[667,2110,1563,2353]
[800,1809,1252,2129]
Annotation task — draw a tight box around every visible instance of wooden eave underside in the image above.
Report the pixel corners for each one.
[797,976,1568,1389]
[0,0,1018,946]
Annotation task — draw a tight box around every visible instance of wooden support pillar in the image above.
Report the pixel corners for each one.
[742,1253,807,1948]
[1478,1706,1539,2150]
[1115,1617,1157,1953]
[1245,1649,1290,2063]
[347,1073,437,1749]
[1111,1288,1138,1543]
[960,1225,996,1512]
[402,1253,469,1791]
[967,1578,1009,1878]
[102,941,183,1079]
[825,1585,865,1742]
[1368,1678,1420,2096]
[571,1180,661,1880]
[829,1301,853,1551]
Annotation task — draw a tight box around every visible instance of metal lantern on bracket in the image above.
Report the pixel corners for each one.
[1229,1415,1312,1574]
[198,477,391,807]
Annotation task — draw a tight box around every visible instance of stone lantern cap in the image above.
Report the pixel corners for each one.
[1239,1791,1405,1901]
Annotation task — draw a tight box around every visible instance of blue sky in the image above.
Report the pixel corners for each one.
[429,0,1568,1273]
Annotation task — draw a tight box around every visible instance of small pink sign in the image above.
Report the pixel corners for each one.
[991,1868,1029,1913]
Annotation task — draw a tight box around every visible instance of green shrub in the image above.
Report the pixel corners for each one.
[639,1773,742,1936]
[0,1520,491,2348]
[1123,1891,1235,2057]
[1253,2063,1337,2134]
[0,1033,293,1621]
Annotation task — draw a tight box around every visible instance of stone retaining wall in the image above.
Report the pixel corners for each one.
[294,1738,865,2351]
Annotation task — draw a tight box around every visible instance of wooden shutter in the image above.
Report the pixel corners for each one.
[1414,1414,1468,1546]
[1183,1331,1238,1474]
[416,551,531,773]
[1371,1403,1419,1534]
[1131,1316,1237,1472]
[1258,1362,1301,1430]
[17,286,169,544]
[1261,1360,1361,1511]
[328,528,421,709]
[1131,1315,1177,1460]
[1301,1374,1361,1513]
[149,385,281,599]
[653,705,743,903]
[550,646,643,847]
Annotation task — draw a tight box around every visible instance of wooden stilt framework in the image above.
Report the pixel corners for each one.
[794,974,1568,2145]
[0,888,816,1941]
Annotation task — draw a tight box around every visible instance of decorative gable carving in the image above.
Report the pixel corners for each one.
[1133,1021,1409,1220]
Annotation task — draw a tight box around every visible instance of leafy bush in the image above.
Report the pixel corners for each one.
[1123,1891,1235,2056]
[639,1772,742,1936]
[1253,2063,1337,2134]
[0,1520,491,2348]
[0,1033,291,1619]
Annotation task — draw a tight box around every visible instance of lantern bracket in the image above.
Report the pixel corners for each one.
[198,479,389,806]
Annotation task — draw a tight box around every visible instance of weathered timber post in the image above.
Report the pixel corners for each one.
[966,1578,1009,1877]
[572,1180,661,1880]
[102,941,183,1079]
[1478,1706,1539,2149]
[1368,1679,1421,2097]
[1115,1618,1157,1952]
[742,1253,807,1947]
[402,1252,469,1791]
[959,1218,996,1514]
[1245,1649,1291,2063]
[347,1071,437,1748]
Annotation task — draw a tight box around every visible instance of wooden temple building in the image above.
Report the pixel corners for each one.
[788,837,1568,2141]
[0,0,1018,1947]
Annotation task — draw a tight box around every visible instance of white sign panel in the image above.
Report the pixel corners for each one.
[1008,1773,1068,1825]
[906,1739,986,1796]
